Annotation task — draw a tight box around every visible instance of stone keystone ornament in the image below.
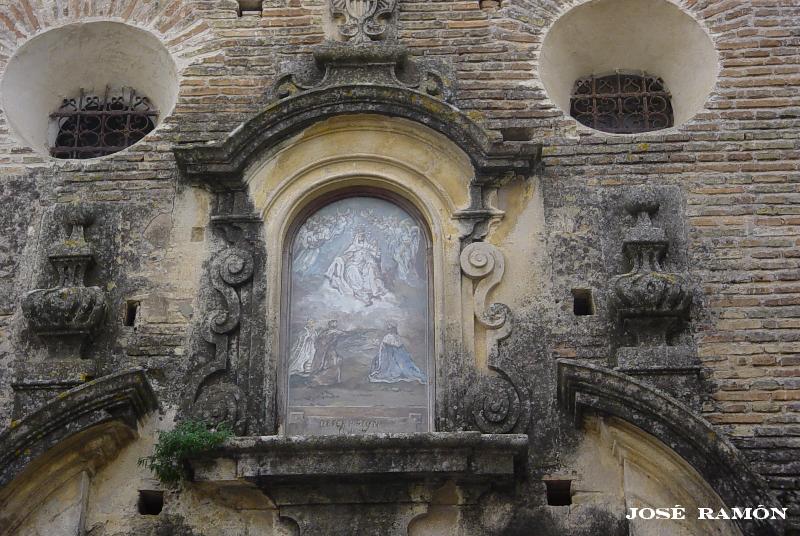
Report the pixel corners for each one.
[22,205,107,359]
[331,0,397,43]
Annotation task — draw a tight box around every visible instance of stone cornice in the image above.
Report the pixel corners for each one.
[191,432,528,485]
[174,85,541,189]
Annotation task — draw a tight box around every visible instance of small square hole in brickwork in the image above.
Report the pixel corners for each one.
[238,0,263,16]
[124,301,140,327]
[501,127,533,141]
[572,289,594,316]
[138,490,163,515]
[545,480,572,506]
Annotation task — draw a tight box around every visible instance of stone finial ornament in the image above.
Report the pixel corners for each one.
[610,201,690,348]
[22,205,107,359]
[460,242,530,434]
[331,0,397,44]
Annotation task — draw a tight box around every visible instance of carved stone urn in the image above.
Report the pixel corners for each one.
[22,205,107,359]
[610,201,690,347]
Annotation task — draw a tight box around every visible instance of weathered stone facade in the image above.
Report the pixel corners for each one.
[0,0,798,534]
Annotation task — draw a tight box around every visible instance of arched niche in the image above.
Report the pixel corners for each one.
[540,0,719,134]
[244,114,486,434]
[544,414,742,535]
[174,54,538,437]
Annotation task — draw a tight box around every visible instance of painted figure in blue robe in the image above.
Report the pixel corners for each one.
[369,323,427,384]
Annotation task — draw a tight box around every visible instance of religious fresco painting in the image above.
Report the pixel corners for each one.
[286,196,431,435]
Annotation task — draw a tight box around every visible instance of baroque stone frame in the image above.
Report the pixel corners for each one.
[173,38,541,436]
[176,118,536,435]
[248,114,512,434]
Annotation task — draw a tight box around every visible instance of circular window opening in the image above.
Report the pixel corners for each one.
[540,0,719,134]
[1,22,178,159]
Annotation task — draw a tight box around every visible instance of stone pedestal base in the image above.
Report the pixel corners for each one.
[615,346,701,407]
[11,359,96,420]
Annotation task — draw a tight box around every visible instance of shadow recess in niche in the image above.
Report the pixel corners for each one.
[1,21,179,159]
[539,0,719,134]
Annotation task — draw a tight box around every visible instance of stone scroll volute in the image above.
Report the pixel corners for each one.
[460,242,530,434]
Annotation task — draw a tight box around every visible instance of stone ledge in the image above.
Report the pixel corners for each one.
[12,359,97,388]
[191,432,528,486]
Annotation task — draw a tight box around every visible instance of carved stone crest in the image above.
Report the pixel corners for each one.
[331,0,396,43]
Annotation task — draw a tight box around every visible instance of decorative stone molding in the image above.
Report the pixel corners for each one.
[193,432,527,482]
[22,204,107,359]
[557,359,784,536]
[461,243,530,434]
[173,38,541,437]
[270,42,453,105]
[460,242,512,360]
[173,11,541,189]
[330,0,396,44]
[190,432,528,535]
[182,191,267,435]
[0,368,156,487]
[609,199,698,386]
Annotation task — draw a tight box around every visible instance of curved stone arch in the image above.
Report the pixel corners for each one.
[0,370,158,535]
[557,359,784,536]
[255,157,463,227]
[174,85,542,186]
[247,114,488,433]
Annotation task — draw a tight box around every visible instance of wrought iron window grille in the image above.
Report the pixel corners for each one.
[569,72,674,134]
[50,86,158,159]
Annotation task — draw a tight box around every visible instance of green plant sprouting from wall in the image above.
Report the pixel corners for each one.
[138,420,232,486]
